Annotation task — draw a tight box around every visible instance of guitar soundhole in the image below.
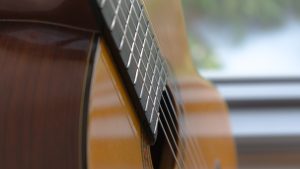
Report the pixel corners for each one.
[150,87,179,169]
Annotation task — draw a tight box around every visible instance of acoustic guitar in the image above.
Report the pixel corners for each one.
[0,0,237,169]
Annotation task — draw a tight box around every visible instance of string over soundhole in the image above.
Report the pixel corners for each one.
[151,87,180,169]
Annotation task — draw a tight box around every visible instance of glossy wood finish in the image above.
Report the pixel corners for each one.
[0,22,95,169]
[0,0,98,30]
[144,0,237,169]
[87,41,152,169]
[0,0,237,169]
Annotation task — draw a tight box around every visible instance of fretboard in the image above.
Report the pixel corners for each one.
[96,0,168,143]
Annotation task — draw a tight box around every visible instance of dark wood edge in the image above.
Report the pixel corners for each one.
[80,34,100,169]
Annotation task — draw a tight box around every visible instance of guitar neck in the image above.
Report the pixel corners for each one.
[97,0,169,144]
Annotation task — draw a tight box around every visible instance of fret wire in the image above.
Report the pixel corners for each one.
[149,54,161,121]
[100,0,106,8]
[144,39,155,110]
[150,61,164,122]
[154,113,160,133]
[134,18,149,87]
[127,4,143,68]
[138,23,150,98]
[133,15,146,84]
[110,0,122,30]
[119,1,133,50]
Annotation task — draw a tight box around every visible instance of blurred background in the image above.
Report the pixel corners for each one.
[182,0,300,169]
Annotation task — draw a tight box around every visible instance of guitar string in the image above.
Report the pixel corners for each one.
[164,89,210,169]
[162,91,208,168]
[114,2,188,169]
[109,0,209,168]
[137,0,211,168]
[116,0,196,168]
[110,0,208,168]
[116,1,195,169]
[127,0,208,168]
[107,1,185,168]
[120,0,203,166]
[160,95,204,169]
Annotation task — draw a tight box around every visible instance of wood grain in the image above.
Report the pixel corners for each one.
[0,22,94,169]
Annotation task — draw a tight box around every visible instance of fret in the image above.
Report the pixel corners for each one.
[134,59,142,84]
[148,49,158,108]
[99,0,106,8]
[150,106,160,129]
[120,17,135,65]
[149,64,159,122]
[109,0,122,30]
[100,0,115,28]
[150,94,157,122]
[144,39,155,110]
[126,1,152,52]
[108,0,127,48]
[118,0,129,27]
[134,69,144,97]
[150,56,164,122]
[120,39,131,64]
[139,24,150,99]
[111,21,124,49]
[146,96,154,121]
[151,49,160,86]
[140,11,149,35]
[154,114,160,133]
[134,22,148,87]
[119,4,132,49]
[118,0,134,60]
[126,5,143,68]
[134,29,143,84]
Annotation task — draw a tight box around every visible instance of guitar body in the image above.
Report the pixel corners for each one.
[0,0,237,169]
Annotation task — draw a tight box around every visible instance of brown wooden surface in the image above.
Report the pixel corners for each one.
[87,40,152,169]
[0,22,95,169]
[0,0,98,30]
